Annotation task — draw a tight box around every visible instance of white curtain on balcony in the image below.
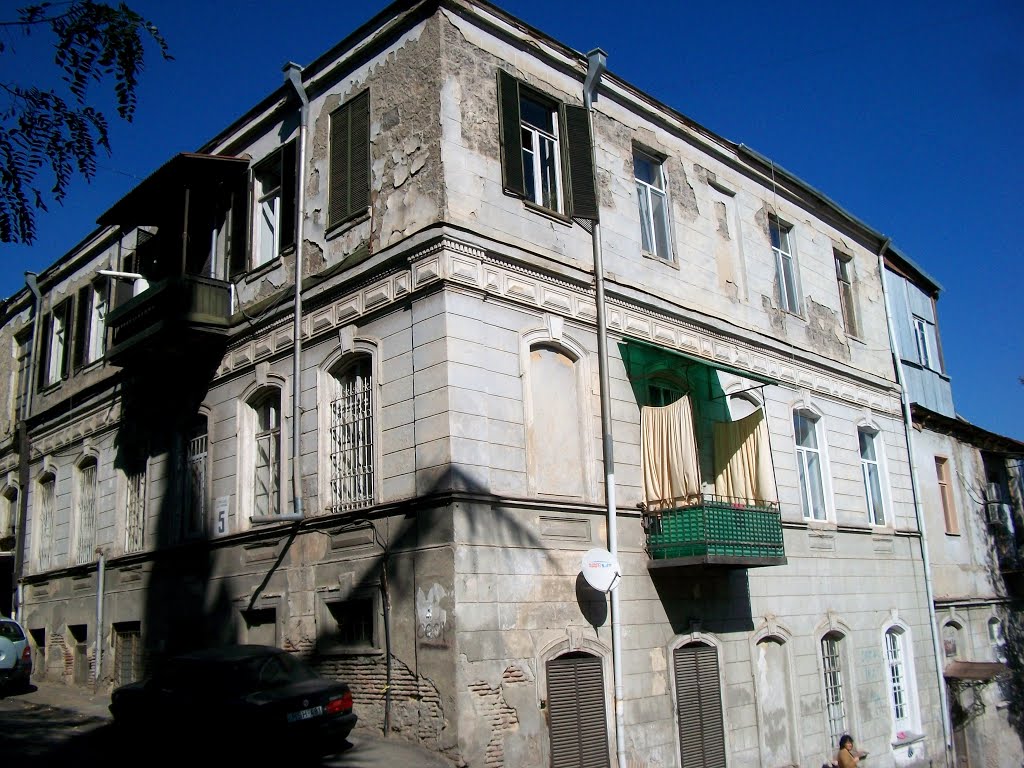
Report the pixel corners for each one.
[713,408,776,504]
[641,395,701,510]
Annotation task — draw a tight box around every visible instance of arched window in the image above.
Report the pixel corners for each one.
[674,642,726,767]
[36,473,56,570]
[251,390,281,517]
[793,408,827,520]
[0,487,17,550]
[529,345,585,497]
[327,356,373,513]
[821,631,848,749]
[942,622,962,660]
[74,457,98,565]
[884,625,918,734]
[755,636,797,767]
[546,651,610,766]
[182,414,208,536]
[988,618,1006,662]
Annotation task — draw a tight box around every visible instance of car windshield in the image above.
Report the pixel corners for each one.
[0,621,24,641]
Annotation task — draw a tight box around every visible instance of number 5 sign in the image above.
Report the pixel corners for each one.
[212,496,230,538]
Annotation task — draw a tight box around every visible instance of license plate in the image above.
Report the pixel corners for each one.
[287,705,324,722]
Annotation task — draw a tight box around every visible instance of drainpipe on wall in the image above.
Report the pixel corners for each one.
[95,550,106,691]
[584,48,627,768]
[13,273,44,621]
[877,239,952,766]
[280,62,309,522]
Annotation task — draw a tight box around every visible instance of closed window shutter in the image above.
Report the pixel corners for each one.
[674,644,726,768]
[36,313,51,391]
[229,172,251,277]
[279,139,297,252]
[497,70,526,198]
[73,286,90,370]
[563,104,598,220]
[329,90,370,227]
[547,653,610,768]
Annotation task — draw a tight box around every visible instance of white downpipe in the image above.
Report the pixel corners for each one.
[584,48,626,768]
[877,242,952,765]
[95,551,106,691]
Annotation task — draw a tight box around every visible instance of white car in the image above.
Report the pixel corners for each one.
[0,616,32,692]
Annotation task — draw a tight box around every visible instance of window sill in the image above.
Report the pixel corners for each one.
[326,209,370,241]
[243,256,284,284]
[944,530,961,537]
[891,731,926,748]
[523,199,573,226]
[319,645,382,657]
[641,249,678,268]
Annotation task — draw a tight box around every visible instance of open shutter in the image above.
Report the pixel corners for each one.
[228,171,251,277]
[36,313,51,390]
[279,140,297,252]
[59,300,73,380]
[497,70,526,198]
[73,286,91,370]
[674,644,726,768]
[562,104,598,221]
[547,653,610,768]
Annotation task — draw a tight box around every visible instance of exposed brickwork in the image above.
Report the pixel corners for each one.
[315,654,447,750]
[468,666,527,767]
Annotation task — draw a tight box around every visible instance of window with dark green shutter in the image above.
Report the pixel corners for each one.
[674,643,726,768]
[329,90,370,228]
[496,71,598,221]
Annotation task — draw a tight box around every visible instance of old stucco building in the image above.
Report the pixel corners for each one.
[4,1,1018,766]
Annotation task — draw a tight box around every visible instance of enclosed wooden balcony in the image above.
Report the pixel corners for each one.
[104,274,232,365]
[645,495,786,568]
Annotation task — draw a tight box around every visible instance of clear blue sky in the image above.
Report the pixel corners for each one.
[3,0,1022,439]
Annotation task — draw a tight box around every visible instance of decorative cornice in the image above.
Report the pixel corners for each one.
[209,235,900,415]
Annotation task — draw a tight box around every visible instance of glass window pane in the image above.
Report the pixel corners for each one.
[807,452,826,519]
[651,188,670,258]
[519,95,553,133]
[637,183,654,253]
[634,154,657,186]
[539,135,559,210]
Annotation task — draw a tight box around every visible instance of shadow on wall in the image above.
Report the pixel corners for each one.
[649,565,754,636]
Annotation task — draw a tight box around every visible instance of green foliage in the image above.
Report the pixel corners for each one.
[0,1,171,244]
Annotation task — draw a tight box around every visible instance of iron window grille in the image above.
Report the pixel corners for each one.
[37,477,55,570]
[75,461,97,565]
[821,634,847,748]
[885,629,909,730]
[329,361,374,513]
[124,468,146,554]
[253,394,281,517]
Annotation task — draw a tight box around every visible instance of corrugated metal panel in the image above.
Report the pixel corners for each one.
[675,644,726,768]
[547,654,610,768]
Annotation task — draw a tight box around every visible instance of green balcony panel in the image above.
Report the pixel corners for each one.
[646,495,786,568]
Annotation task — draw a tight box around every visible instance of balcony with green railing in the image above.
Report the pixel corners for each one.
[644,494,787,568]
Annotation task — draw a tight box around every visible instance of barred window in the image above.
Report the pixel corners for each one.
[124,467,146,554]
[885,628,910,731]
[181,417,208,536]
[253,392,280,517]
[114,622,143,687]
[37,474,55,570]
[821,633,847,748]
[328,358,373,513]
[75,459,98,565]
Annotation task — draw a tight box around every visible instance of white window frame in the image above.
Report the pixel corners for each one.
[770,217,801,314]
[45,308,67,387]
[634,149,672,260]
[519,92,563,213]
[36,473,56,570]
[252,157,282,269]
[253,392,281,518]
[124,465,147,554]
[327,357,375,514]
[912,316,932,369]
[821,632,848,751]
[859,426,888,526]
[835,252,858,337]
[86,282,107,364]
[883,624,920,737]
[793,407,828,521]
[74,458,98,565]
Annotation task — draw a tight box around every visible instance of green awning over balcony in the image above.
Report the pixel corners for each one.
[620,336,778,391]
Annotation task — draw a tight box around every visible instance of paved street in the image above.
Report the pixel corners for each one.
[0,682,453,767]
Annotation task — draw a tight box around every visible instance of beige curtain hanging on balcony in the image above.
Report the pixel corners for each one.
[713,408,776,504]
[641,395,701,511]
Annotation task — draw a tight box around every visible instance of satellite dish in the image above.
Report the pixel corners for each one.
[581,548,621,593]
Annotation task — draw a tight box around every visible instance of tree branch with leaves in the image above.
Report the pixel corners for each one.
[0,1,171,244]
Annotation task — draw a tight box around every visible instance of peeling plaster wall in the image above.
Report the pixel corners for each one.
[438,8,893,388]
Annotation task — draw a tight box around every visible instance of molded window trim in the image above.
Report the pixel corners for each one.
[858,426,889,526]
[793,407,829,521]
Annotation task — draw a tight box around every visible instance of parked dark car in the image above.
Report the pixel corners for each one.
[109,645,357,758]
